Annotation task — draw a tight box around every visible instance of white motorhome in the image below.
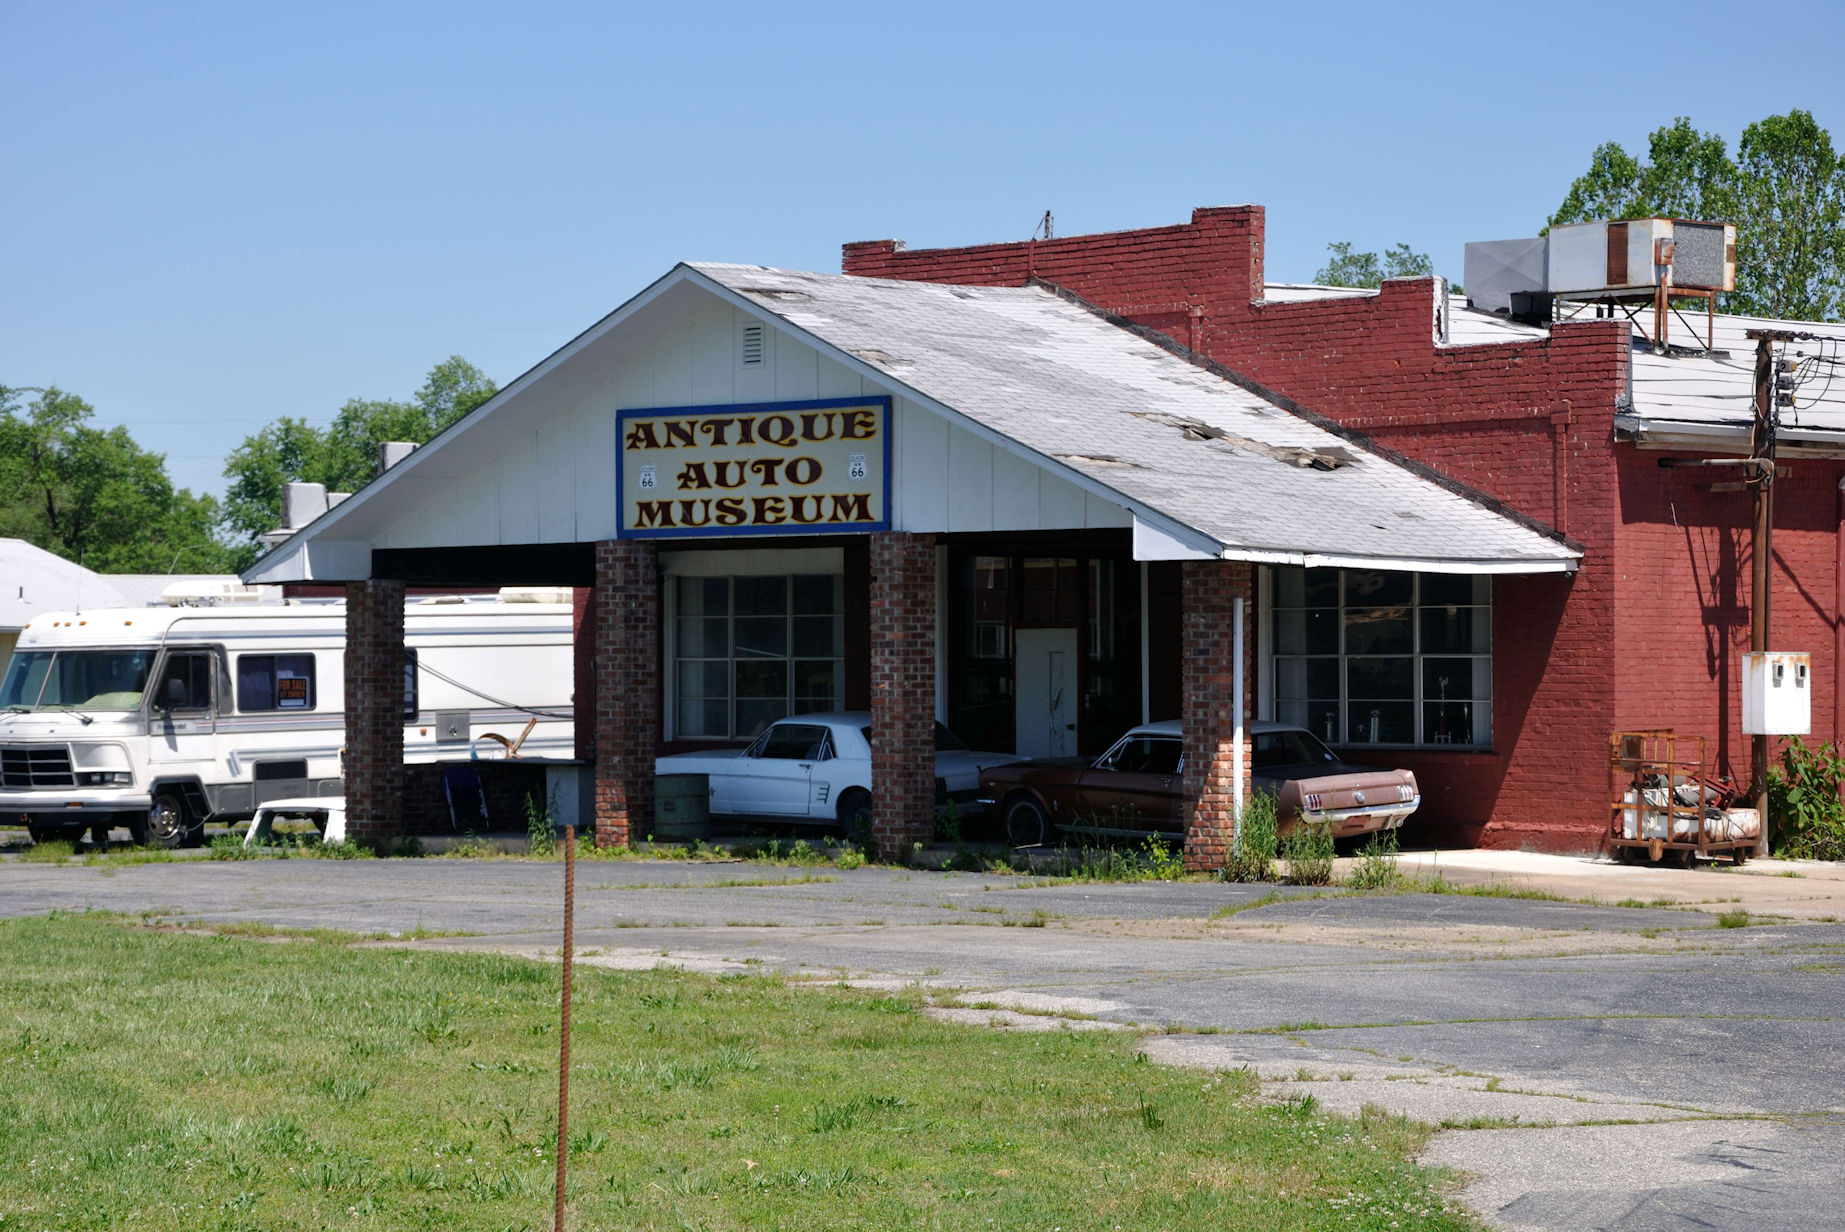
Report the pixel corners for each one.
[0,589,574,846]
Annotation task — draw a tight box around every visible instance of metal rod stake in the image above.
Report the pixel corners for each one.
[555,823,575,1231]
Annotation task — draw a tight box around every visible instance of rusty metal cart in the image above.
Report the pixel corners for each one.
[1607,731,1757,866]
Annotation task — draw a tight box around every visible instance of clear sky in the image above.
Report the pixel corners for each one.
[5,1,1842,500]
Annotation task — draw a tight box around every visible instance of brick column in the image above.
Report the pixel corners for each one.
[344,578,406,843]
[869,531,936,862]
[592,540,658,847]
[1181,560,1254,872]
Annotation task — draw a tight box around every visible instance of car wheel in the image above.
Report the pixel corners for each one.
[1004,796,1050,847]
[136,791,191,850]
[836,788,873,843]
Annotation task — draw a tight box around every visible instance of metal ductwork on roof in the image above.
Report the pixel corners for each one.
[1465,218,1738,346]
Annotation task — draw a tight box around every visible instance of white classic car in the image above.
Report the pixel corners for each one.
[654,710,1022,830]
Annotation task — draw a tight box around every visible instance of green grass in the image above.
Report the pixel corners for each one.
[0,912,1478,1231]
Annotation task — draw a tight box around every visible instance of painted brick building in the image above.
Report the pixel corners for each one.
[844,206,1845,848]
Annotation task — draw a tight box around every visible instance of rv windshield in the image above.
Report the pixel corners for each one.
[0,650,158,712]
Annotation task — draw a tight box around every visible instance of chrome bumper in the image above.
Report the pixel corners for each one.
[0,788,153,817]
[1300,796,1420,835]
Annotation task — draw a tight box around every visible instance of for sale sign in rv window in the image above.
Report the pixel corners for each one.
[617,397,890,539]
[275,672,310,709]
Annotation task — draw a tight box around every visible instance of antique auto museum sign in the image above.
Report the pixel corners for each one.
[618,396,891,537]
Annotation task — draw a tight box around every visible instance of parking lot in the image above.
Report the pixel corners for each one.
[3,850,1842,1230]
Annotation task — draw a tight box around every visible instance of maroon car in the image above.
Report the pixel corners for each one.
[977,720,1419,846]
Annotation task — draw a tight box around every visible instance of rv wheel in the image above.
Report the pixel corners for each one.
[134,791,191,849]
[25,818,84,846]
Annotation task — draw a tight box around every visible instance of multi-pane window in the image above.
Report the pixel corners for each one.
[1271,568,1491,748]
[673,574,845,740]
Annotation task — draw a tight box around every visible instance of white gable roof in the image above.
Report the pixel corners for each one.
[245,264,1580,584]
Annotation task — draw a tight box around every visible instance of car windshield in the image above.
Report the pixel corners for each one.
[0,649,158,712]
[933,722,967,752]
[1253,729,1340,769]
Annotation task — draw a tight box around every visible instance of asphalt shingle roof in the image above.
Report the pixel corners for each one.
[693,264,1579,571]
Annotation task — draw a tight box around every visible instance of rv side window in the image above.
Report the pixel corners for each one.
[403,649,419,720]
[237,654,317,712]
[155,653,214,713]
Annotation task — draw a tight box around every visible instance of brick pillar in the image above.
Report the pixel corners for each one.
[592,540,658,847]
[344,578,406,843]
[869,531,936,862]
[1181,560,1254,872]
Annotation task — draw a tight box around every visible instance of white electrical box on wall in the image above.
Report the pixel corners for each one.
[1742,651,1811,735]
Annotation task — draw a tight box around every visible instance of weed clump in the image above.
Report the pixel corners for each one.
[1224,791,1278,883]
[1280,822,1335,886]
[1347,829,1400,890]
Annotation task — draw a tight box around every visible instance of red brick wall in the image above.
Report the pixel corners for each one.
[344,579,406,840]
[1181,560,1255,871]
[1616,454,1844,783]
[847,208,1632,850]
[592,540,659,847]
[869,531,936,861]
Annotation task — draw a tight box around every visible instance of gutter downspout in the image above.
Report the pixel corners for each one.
[1232,595,1246,840]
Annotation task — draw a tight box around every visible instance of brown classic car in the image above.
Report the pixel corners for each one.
[977,720,1420,846]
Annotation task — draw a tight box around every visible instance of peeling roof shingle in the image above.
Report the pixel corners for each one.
[693,264,1580,572]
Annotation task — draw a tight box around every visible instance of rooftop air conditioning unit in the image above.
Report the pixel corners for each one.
[1546,218,1735,298]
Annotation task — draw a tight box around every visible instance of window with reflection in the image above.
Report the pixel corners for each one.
[1271,568,1490,748]
[673,574,845,739]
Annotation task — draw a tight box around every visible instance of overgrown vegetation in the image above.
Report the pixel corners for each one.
[1279,823,1336,887]
[1347,829,1401,890]
[0,912,1479,1230]
[1768,736,1845,861]
[1224,791,1278,883]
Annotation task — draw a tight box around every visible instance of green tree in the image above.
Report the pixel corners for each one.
[1315,241,1436,289]
[219,356,497,564]
[1733,110,1845,320]
[1549,111,1845,320]
[0,385,234,573]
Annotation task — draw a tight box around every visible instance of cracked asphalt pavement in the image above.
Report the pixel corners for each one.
[3,854,1842,1230]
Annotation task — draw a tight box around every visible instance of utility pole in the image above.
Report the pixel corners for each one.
[1748,333,1776,857]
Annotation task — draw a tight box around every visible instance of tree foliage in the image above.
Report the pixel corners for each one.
[1549,111,1845,321]
[0,385,233,573]
[219,356,497,565]
[1314,241,1435,289]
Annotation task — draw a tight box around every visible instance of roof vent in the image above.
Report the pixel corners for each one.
[741,323,765,367]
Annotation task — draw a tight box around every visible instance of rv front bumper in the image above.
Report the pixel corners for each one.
[2,788,154,818]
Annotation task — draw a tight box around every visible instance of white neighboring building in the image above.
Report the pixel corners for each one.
[0,541,134,671]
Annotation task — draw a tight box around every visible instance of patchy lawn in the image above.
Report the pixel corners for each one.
[0,913,1477,1230]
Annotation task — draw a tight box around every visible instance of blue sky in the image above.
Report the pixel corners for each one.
[4,1,1842,500]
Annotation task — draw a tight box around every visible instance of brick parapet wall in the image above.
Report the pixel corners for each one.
[592,540,659,847]
[1180,560,1254,871]
[845,210,1635,851]
[343,579,406,840]
[869,531,937,861]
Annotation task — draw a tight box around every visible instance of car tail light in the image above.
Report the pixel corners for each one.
[1397,784,1415,803]
[1303,792,1324,813]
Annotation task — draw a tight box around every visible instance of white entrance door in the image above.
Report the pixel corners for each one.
[1014,628,1078,760]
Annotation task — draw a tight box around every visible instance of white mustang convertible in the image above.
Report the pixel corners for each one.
[654,711,1021,830]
